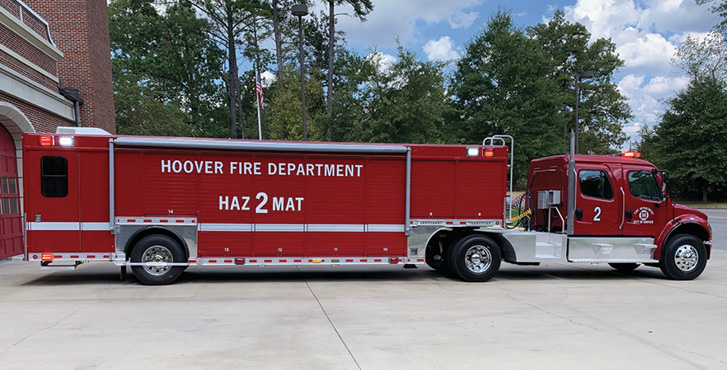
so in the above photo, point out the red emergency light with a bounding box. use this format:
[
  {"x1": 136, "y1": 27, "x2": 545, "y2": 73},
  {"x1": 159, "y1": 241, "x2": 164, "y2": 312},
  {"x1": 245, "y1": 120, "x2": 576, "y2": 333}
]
[
  {"x1": 41, "y1": 253, "x2": 54, "y2": 262},
  {"x1": 39, "y1": 136, "x2": 53, "y2": 146},
  {"x1": 483, "y1": 148, "x2": 494, "y2": 157},
  {"x1": 622, "y1": 150, "x2": 641, "y2": 158}
]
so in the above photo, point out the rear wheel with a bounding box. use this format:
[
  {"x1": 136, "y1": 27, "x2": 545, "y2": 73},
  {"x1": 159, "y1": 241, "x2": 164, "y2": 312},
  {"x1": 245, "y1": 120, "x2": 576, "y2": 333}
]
[
  {"x1": 608, "y1": 263, "x2": 640, "y2": 272},
  {"x1": 448, "y1": 234, "x2": 501, "y2": 282},
  {"x1": 130, "y1": 235, "x2": 186, "y2": 285},
  {"x1": 659, "y1": 234, "x2": 707, "y2": 280}
]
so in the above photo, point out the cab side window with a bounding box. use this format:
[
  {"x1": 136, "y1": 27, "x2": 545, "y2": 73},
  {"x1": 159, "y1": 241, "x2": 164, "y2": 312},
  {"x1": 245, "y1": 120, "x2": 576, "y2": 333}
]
[
  {"x1": 579, "y1": 170, "x2": 613, "y2": 200},
  {"x1": 628, "y1": 171, "x2": 660, "y2": 201},
  {"x1": 41, "y1": 156, "x2": 68, "y2": 197}
]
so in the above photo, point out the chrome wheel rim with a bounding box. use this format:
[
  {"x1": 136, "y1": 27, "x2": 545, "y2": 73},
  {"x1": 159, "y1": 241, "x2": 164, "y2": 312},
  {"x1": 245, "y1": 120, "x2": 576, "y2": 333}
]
[
  {"x1": 142, "y1": 245, "x2": 173, "y2": 276},
  {"x1": 674, "y1": 245, "x2": 699, "y2": 272},
  {"x1": 465, "y1": 245, "x2": 492, "y2": 273}
]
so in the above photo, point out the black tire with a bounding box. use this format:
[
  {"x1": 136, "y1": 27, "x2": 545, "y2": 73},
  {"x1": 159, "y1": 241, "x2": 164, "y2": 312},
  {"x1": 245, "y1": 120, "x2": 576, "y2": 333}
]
[
  {"x1": 608, "y1": 263, "x2": 640, "y2": 272},
  {"x1": 130, "y1": 235, "x2": 186, "y2": 285},
  {"x1": 659, "y1": 234, "x2": 707, "y2": 280},
  {"x1": 447, "y1": 234, "x2": 501, "y2": 282}
]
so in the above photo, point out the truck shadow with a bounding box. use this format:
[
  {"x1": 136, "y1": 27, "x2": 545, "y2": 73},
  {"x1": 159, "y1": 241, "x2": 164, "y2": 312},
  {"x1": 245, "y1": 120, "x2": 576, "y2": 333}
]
[{"x1": 19, "y1": 264, "x2": 671, "y2": 286}]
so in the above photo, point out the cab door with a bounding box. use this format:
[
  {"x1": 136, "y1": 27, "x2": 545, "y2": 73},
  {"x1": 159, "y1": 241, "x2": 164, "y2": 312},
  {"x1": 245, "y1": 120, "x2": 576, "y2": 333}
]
[
  {"x1": 622, "y1": 165, "x2": 667, "y2": 237},
  {"x1": 572, "y1": 165, "x2": 621, "y2": 236}
]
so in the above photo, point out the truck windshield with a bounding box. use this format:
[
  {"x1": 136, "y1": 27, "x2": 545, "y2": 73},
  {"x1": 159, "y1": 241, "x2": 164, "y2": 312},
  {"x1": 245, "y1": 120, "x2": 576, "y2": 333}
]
[{"x1": 628, "y1": 171, "x2": 661, "y2": 201}]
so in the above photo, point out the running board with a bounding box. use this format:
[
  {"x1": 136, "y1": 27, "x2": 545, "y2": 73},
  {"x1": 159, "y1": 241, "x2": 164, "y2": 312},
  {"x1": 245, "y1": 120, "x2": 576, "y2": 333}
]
[{"x1": 40, "y1": 261, "x2": 82, "y2": 270}]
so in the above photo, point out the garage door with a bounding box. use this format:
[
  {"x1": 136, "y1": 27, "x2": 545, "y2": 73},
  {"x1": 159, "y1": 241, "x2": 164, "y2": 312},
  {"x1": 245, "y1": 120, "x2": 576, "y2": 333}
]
[{"x1": 0, "y1": 125, "x2": 21, "y2": 259}]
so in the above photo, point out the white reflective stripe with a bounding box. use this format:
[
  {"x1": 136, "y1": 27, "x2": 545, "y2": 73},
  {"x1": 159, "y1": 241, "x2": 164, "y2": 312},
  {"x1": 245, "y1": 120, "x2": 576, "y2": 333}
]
[
  {"x1": 255, "y1": 224, "x2": 305, "y2": 232},
  {"x1": 198, "y1": 223, "x2": 253, "y2": 232},
  {"x1": 28, "y1": 222, "x2": 406, "y2": 233},
  {"x1": 367, "y1": 224, "x2": 406, "y2": 232},
  {"x1": 81, "y1": 222, "x2": 111, "y2": 231},
  {"x1": 307, "y1": 224, "x2": 364, "y2": 232},
  {"x1": 28, "y1": 222, "x2": 79, "y2": 231},
  {"x1": 27, "y1": 222, "x2": 111, "y2": 231}
]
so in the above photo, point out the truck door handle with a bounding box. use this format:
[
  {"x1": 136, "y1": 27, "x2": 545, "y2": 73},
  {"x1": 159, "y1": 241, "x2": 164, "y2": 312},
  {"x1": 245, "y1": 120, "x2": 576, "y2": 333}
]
[
  {"x1": 625, "y1": 209, "x2": 632, "y2": 222},
  {"x1": 575, "y1": 208, "x2": 583, "y2": 221}
]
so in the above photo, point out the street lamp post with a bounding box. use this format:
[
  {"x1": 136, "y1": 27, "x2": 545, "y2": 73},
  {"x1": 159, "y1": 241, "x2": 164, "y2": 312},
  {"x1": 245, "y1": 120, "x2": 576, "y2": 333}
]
[
  {"x1": 574, "y1": 70, "x2": 594, "y2": 154},
  {"x1": 292, "y1": 4, "x2": 308, "y2": 141}
]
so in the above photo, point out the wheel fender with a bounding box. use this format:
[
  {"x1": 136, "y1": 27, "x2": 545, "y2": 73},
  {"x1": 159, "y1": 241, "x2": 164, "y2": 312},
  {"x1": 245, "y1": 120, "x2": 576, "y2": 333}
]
[
  {"x1": 124, "y1": 226, "x2": 190, "y2": 260},
  {"x1": 655, "y1": 217, "x2": 711, "y2": 260}
]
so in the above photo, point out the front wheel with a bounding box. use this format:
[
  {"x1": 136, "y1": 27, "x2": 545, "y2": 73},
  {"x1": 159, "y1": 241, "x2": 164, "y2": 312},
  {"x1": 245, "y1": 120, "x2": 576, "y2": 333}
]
[
  {"x1": 448, "y1": 234, "x2": 501, "y2": 282},
  {"x1": 659, "y1": 234, "x2": 707, "y2": 280},
  {"x1": 130, "y1": 235, "x2": 186, "y2": 285}
]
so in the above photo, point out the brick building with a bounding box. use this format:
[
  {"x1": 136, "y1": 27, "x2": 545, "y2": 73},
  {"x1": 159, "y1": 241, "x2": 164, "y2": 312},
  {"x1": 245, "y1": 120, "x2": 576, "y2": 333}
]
[{"x1": 0, "y1": 0, "x2": 114, "y2": 258}]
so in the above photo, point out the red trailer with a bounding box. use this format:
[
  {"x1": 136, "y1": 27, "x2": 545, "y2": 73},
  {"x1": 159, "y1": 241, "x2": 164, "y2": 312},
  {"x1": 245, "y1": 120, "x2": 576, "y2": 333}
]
[
  {"x1": 23, "y1": 128, "x2": 508, "y2": 284},
  {"x1": 23, "y1": 129, "x2": 711, "y2": 284}
]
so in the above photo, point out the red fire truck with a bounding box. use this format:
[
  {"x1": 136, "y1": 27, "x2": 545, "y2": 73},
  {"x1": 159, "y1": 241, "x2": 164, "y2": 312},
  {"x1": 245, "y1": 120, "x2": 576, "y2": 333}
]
[{"x1": 23, "y1": 129, "x2": 711, "y2": 284}]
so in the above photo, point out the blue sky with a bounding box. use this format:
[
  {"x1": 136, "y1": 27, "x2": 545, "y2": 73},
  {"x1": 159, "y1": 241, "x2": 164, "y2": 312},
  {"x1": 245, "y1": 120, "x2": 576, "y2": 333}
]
[{"x1": 305, "y1": 0, "x2": 721, "y2": 148}]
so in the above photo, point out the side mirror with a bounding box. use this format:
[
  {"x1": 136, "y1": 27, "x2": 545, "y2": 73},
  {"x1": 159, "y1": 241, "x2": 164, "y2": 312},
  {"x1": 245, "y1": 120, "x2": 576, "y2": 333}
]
[{"x1": 660, "y1": 170, "x2": 669, "y2": 201}]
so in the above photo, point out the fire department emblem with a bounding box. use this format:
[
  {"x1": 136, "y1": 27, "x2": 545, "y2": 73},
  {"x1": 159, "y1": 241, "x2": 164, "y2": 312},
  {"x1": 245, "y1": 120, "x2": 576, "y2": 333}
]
[{"x1": 635, "y1": 206, "x2": 654, "y2": 224}]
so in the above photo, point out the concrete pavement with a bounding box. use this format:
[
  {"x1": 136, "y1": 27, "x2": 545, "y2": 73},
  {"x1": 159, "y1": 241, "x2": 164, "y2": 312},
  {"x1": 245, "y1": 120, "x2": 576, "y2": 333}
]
[{"x1": 1, "y1": 255, "x2": 726, "y2": 369}]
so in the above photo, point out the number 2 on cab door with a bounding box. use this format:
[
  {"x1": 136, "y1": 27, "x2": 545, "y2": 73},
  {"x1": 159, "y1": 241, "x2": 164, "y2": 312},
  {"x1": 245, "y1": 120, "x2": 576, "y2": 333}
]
[{"x1": 593, "y1": 206, "x2": 601, "y2": 222}]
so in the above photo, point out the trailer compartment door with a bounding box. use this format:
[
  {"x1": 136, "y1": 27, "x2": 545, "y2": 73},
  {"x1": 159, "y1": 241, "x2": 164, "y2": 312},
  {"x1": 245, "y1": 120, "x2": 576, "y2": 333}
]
[{"x1": 26, "y1": 153, "x2": 81, "y2": 252}]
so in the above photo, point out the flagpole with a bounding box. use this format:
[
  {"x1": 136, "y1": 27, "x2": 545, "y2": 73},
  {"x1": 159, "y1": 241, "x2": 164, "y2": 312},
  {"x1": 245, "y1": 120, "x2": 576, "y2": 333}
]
[{"x1": 255, "y1": 67, "x2": 263, "y2": 140}]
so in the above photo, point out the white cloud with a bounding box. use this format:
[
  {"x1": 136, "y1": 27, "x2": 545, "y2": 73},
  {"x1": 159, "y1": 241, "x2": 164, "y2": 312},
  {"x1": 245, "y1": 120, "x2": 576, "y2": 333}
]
[
  {"x1": 367, "y1": 51, "x2": 397, "y2": 73},
  {"x1": 618, "y1": 74, "x2": 690, "y2": 141},
  {"x1": 563, "y1": 0, "x2": 717, "y2": 76},
  {"x1": 449, "y1": 11, "x2": 478, "y2": 29},
  {"x1": 423, "y1": 36, "x2": 460, "y2": 61},
  {"x1": 335, "y1": 0, "x2": 482, "y2": 48},
  {"x1": 562, "y1": 0, "x2": 718, "y2": 147},
  {"x1": 616, "y1": 33, "x2": 677, "y2": 75},
  {"x1": 260, "y1": 71, "x2": 276, "y2": 88},
  {"x1": 642, "y1": 75, "x2": 689, "y2": 95}
]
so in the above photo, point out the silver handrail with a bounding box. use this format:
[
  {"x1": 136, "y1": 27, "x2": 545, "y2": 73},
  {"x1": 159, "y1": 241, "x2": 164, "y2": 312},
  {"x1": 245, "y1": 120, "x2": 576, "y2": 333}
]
[{"x1": 483, "y1": 135, "x2": 514, "y2": 223}]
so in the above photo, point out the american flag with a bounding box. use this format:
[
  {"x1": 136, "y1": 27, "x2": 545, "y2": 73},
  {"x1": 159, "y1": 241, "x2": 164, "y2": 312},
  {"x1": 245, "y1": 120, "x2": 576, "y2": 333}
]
[{"x1": 255, "y1": 69, "x2": 264, "y2": 108}]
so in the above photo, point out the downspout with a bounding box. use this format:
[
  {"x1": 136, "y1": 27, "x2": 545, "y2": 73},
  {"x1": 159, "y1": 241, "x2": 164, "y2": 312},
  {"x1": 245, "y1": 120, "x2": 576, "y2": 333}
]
[{"x1": 58, "y1": 84, "x2": 83, "y2": 126}]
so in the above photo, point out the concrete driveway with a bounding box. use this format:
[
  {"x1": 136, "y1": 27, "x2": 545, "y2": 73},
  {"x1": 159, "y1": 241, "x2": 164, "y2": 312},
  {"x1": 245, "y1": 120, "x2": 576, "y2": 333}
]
[{"x1": 0, "y1": 213, "x2": 725, "y2": 369}]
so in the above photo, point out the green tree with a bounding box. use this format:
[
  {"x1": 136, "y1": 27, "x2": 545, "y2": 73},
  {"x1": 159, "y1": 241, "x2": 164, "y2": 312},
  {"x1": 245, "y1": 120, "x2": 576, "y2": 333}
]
[
  {"x1": 328, "y1": 49, "x2": 376, "y2": 142},
  {"x1": 451, "y1": 11, "x2": 565, "y2": 183},
  {"x1": 155, "y1": 3, "x2": 226, "y2": 133},
  {"x1": 109, "y1": 0, "x2": 226, "y2": 136},
  {"x1": 188, "y1": 0, "x2": 267, "y2": 138},
  {"x1": 698, "y1": 0, "x2": 727, "y2": 27},
  {"x1": 652, "y1": 77, "x2": 727, "y2": 201},
  {"x1": 673, "y1": 26, "x2": 727, "y2": 82},
  {"x1": 529, "y1": 11, "x2": 631, "y2": 153},
  {"x1": 323, "y1": 0, "x2": 373, "y2": 140},
  {"x1": 366, "y1": 46, "x2": 451, "y2": 144},
  {"x1": 114, "y1": 75, "x2": 193, "y2": 136}
]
